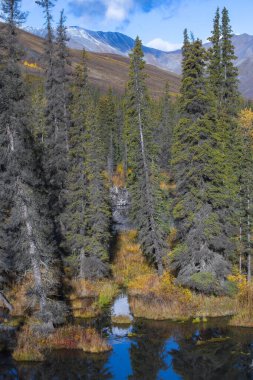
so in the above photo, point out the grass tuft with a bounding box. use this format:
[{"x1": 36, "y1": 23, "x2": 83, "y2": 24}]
[
  {"x1": 111, "y1": 315, "x2": 132, "y2": 325},
  {"x1": 12, "y1": 326, "x2": 45, "y2": 362},
  {"x1": 48, "y1": 326, "x2": 111, "y2": 353}
]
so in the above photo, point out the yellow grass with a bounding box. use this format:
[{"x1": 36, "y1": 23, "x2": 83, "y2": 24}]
[
  {"x1": 69, "y1": 279, "x2": 119, "y2": 301},
  {"x1": 47, "y1": 326, "x2": 111, "y2": 353},
  {"x1": 193, "y1": 294, "x2": 237, "y2": 317},
  {"x1": 112, "y1": 230, "x2": 154, "y2": 286},
  {"x1": 129, "y1": 296, "x2": 194, "y2": 321},
  {"x1": 68, "y1": 279, "x2": 119, "y2": 317},
  {"x1": 111, "y1": 315, "x2": 132, "y2": 325},
  {"x1": 13, "y1": 324, "x2": 111, "y2": 361},
  {"x1": 12, "y1": 326, "x2": 44, "y2": 362}
]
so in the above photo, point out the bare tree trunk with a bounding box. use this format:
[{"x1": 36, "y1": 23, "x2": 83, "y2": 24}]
[
  {"x1": 7, "y1": 124, "x2": 47, "y2": 314},
  {"x1": 0, "y1": 292, "x2": 13, "y2": 312},
  {"x1": 21, "y1": 193, "x2": 47, "y2": 312}
]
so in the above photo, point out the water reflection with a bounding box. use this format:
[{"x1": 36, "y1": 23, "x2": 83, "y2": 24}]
[{"x1": 1, "y1": 318, "x2": 253, "y2": 379}]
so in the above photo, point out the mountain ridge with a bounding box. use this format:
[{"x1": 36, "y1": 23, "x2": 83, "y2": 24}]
[
  {"x1": 14, "y1": 25, "x2": 181, "y2": 98},
  {"x1": 23, "y1": 25, "x2": 253, "y2": 98}
]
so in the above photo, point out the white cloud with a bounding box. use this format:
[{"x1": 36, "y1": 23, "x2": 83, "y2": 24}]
[
  {"x1": 146, "y1": 38, "x2": 181, "y2": 52},
  {"x1": 105, "y1": 0, "x2": 133, "y2": 22}
]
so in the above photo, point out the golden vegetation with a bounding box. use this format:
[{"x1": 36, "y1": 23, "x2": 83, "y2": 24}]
[
  {"x1": 112, "y1": 230, "x2": 154, "y2": 286},
  {"x1": 193, "y1": 294, "x2": 236, "y2": 318},
  {"x1": 69, "y1": 279, "x2": 119, "y2": 318},
  {"x1": 23, "y1": 60, "x2": 42, "y2": 70},
  {"x1": 111, "y1": 315, "x2": 132, "y2": 325},
  {"x1": 12, "y1": 326, "x2": 45, "y2": 362},
  {"x1": 112, "y1": 163, "x2": 126, "y2": 188},
  {"x1": 230, "y1": 281, "x2": 253, "y2": 327},
  {"x1": 7, "y1": 274, "x2": 34, "y2": 316},
  {"x1": 47, "y1": 326, "x2": 111, "y2": 353},
  {"x1": 13, "y1": 325, "x2": 111, "y2": 361}
]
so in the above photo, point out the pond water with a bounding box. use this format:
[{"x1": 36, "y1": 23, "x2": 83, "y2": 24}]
[{"x1": 1, "y1": 303, "x2": 253, "y2": 379}]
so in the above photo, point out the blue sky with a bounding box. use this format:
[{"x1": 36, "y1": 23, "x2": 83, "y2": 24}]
[{"x1": 22, "y1": 0, "x2": 253, "y2": 51}]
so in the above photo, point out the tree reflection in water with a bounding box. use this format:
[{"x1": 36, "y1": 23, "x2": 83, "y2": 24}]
[{"x1": 1, "y1": 319, "x2": 253, "y2": 379}]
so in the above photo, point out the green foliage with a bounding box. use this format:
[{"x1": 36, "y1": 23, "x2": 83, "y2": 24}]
[
  {"x1": 124, "y1": 37, "x2": 168, "y2": 275},
  {"x1": 172, "y1": 31, "x2": 235, "y2": 292},
  {"x1": 190, "y1": 272, "x2": 216, "y2": 292}
]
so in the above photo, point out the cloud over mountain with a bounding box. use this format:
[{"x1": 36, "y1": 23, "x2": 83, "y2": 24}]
[{"x1": 68, "y1": 0, "x2": 180, "y2": 24}]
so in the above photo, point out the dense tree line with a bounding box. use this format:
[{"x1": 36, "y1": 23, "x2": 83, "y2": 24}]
[{"x1": 0, "y1": 0, "x2": 251, "y2": 325}]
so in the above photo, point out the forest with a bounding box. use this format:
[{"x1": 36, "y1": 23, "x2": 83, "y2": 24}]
[{"x1": 1, "y1": 0, "x2": 253, "y2": 364}]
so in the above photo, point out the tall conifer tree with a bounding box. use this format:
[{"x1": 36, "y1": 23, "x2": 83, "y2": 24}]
[
  {"x1": 0, "y1": 0, "x2": 64, "y2": 324},
  {"x1": 65, "y1": 54, "x2": 110, "y2": 279},
  {"x1": 36, "y1": 1, "x2": 70, "y2": 240},
  {"x1": 125, "y1": 37, "x2": 167, "y2": 275},
  {"x1": 172, "y1": 36, "x2": 233, "y2": 293}
]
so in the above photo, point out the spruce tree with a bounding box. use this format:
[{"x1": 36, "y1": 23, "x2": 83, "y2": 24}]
[
  {"x1": 64, "y1": 52, "x2": 88, "y2": 277},
  {"x1": 221, "y1": 7, "x2": 239, "y2": 114},
  {"x1": 82, "y1": 99, "x2": 111, "y2": 279},
  {"x1": 64, "y1": 54, "x2": 110, "y2": 279},
  {"x1": 172, "y1": 36, "x2": 233, "y2": 293},
  {"x1": 208, "y1": 8, "x2": 222, "y2": 103},
  {"x1": 208, "y1": 8, "x2": 241, "y2": 275},
  {"x1": 36, "y1": 1, "x2": 71, "y2": 239},
  {"x1": 98, "y1": 89, "x2": 118, "y2": 180},
  {"x1": 157, "y1": 82, "x2": 175, "y2": 170},
  {"x1": 0, "y1": 0, "x2": 64, "y2": 324},
  {"x1": 125, "y1": 37, "x2": 167, "y2": 275}
]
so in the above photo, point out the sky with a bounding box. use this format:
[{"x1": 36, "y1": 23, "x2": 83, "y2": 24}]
[{"x1": 22, "y1": 0, "x2": 253, "y2": 51}]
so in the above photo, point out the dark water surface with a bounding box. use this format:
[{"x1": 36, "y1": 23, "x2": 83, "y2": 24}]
[{"x1": 1, "y1": 317, "x2": 253, "y2": 380}]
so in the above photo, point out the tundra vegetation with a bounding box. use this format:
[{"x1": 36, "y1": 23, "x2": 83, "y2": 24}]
[{"x1": 0, "y1": 0, "x2": 253, "y2": 362}]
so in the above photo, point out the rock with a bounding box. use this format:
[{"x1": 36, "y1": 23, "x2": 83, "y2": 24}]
[{"x1": 110, "y1": 186, "x2": 132, "y2": 232}]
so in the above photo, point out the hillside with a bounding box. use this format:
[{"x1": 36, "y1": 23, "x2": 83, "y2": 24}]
[
  {"x1": 24, "y1": 25, "x2": 253, "y2": 99},
  {"x1": 17, "y1": 26, "x2": 181, "y2": 98}
]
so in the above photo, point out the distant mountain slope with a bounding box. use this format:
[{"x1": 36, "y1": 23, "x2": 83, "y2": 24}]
[
  {"x1": 24, "y1": 26, "x2": 253, "y2": 98},
  {"x1": 16, "y1": 26, "x2": 180, "y2": 98}
]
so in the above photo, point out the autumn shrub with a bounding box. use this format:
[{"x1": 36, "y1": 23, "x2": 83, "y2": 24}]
[
  {"x1": 128, "y1": 272, "x2": 195, "y2": 320},
  {"x1": 71, "y1": 298, "x2": 101, "y2": 319},
  {"x1": 7, "y1": 274, "x2": 34, "y2": 316},
  {"x1": 48, "y1": 326, "x2": 111, "y2": 353},
  {"x1": 229, "y1": 276, "x2": 253, "y2": 327},
  {"x1": 12, "y1": 326, "x2": 44, "y2": 362}
]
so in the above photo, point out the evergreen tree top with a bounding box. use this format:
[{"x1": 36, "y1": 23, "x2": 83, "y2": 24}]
[{"x1": 0, "y1": 0, "x2": 27, "y2": 26}]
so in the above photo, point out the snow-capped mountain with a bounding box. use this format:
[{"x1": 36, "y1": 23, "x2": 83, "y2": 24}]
[
  {"x1": 23, "y1": 26, "x2": 180, "y2": 72},
  {"x1": 23, "y1": 26, "x2": 253, "y2": 98}
]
